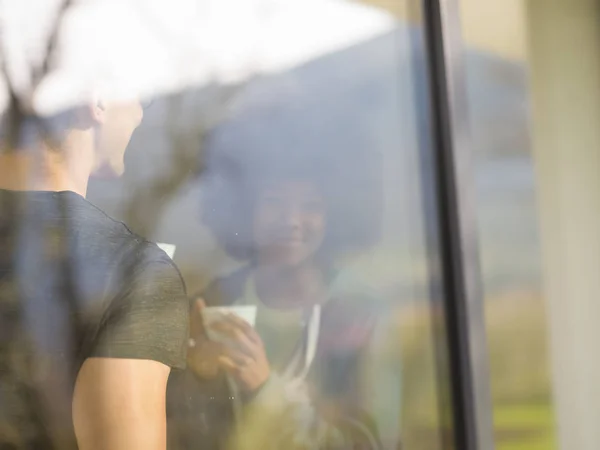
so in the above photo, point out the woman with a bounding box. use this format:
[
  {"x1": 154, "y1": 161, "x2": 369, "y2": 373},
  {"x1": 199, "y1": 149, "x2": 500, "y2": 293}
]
[{"x1": 167, "y1": 82, "x2": 399, "y2": 450}]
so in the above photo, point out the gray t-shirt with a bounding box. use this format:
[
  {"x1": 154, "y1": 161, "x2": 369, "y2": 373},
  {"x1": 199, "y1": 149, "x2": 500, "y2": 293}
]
[{"x1": 0, "y1": 189, "x2": 189, "y2": 449}]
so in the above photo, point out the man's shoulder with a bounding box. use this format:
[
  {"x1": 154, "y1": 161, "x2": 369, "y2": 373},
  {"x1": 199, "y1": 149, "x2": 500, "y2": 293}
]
[
  {"x1": 73, "y1": 198, "x2": 139, "y2": 247},
  {"x1": 74, "y1": 202, "x2": 188, "y2": 369},
  {"x1": 67, "y1": 198, "x2": 183, "y2": 309},
  {"x1": 73, "y1": 198, "x2": 172, "y2": 266}
]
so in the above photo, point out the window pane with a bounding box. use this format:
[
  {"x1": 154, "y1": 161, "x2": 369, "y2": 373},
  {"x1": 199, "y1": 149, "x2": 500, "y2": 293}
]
[
  {"x1": 1, "y1": 1, "x2": 457, "y2": 449},
  {"x1": 458, "y1": 1, "x2": 558, "y2": 449}
]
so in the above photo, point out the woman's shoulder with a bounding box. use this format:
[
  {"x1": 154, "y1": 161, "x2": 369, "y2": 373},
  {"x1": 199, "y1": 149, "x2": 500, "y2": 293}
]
[
  {"x1": 320, "y1": 269, "x2": 387, "y2": 347},
  {"x1": 325, "y1": 269, "x2": 384, "y2": 312}
]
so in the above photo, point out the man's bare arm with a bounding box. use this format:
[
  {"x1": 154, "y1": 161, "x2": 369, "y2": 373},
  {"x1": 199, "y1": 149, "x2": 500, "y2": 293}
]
[{"x1": 73, "y1": 357, "x2": 171, "y2": 450}]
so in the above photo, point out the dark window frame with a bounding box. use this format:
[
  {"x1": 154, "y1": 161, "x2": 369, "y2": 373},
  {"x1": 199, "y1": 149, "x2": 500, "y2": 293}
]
[{"x1": 417, "y1": 0, "x2": 496, "y2": 449}]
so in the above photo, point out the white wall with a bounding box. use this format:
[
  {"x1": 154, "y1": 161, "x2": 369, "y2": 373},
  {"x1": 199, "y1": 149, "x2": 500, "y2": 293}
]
[{"x1": 526, "y1": 1, "x2": 600, "y2": 449}]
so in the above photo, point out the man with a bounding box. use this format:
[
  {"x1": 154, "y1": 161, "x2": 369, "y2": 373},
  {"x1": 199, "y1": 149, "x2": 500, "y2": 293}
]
[{"x1": 0, "y1": 97, "x2": 189, "y2": 449}]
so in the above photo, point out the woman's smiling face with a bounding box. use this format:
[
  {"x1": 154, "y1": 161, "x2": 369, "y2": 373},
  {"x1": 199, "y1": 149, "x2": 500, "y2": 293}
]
[{"x1": 253, "y1": 180, "x2": 327, "y2": 267}]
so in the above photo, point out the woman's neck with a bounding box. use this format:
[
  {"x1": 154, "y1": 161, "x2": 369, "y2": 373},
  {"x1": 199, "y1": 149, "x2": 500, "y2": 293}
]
[{"x1": 253, "y1": 263, "x2": 327, "y2": 308}]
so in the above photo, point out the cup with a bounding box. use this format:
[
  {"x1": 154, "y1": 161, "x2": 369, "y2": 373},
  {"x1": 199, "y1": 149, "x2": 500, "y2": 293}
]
[
  {"x1": 157, "y1": 243, "x2": 176, "y2": 259},
  {"x1": 202, "y1": 306, "x2": 258, "y2": 344}
]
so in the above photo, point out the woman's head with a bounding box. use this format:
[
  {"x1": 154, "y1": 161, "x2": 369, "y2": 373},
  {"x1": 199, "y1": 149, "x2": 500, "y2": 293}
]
[
  {"x1": 200, "y1": 141, "x2": 382, "y2": 270},
  {"x1": 201, "y1": 149, "x2": 333, "y2": 268},
  {"x1": 200, "y1": 77, "x2": 382, "y2": 269}
]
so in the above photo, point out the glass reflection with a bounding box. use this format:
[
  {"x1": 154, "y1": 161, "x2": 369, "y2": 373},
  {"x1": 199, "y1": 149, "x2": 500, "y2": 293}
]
[
  {"x1": 167, "y1": 79, "x2": 396, "y2": 448},
  {"x1": 1, "y1": 1, "x2": 458, "y2": 449}
]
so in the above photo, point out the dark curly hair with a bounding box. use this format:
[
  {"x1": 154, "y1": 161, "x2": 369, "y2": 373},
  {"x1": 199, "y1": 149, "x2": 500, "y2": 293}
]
[{"x1": 200, "y1": 77, "x2": 383, "y2": 263}]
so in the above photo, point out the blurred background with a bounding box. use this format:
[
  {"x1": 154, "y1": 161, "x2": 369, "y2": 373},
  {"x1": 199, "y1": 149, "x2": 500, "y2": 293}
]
[
  {"x1": 5, "y1": 0, "x2": 600, "y2": 449},
  {"x1": 85, "y1": 1, "x2": 550, "y2": 448}
]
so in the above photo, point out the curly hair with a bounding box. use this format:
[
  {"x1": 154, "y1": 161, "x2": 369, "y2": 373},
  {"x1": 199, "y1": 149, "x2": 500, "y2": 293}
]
[{"x1": 199, "y1": 78, "x2": 383, "y2": 263}]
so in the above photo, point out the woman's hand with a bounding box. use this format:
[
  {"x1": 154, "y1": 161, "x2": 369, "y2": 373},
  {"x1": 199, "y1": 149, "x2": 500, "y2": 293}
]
[
  {"x1": 212, "y1": 314, "x2": 271, "y2": 394},
  {"x1": 188, "y1": 299, "x2": 270, "y2": 393},
  {"x1": 187, "y1": 299, "x2": 225, "y2": 380}
]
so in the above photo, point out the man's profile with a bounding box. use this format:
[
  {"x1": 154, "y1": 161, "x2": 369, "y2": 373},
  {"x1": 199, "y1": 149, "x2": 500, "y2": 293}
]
[{"x1": 0, "y1": 97, "x2": 189, "y2": 449}]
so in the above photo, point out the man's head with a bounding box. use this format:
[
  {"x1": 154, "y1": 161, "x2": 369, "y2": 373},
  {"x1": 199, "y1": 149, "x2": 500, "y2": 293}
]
[
  {"x1": 0, "y1": 97, "x2": 144, "y2": 195},
  {"x1": 38, "y1": 97, "x2": 143, "y2": 177}
]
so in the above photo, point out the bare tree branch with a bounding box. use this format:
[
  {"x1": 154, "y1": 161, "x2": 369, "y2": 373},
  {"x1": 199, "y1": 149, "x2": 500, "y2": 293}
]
[
  {"x1": 123, "y1": 82, "x2": 245, "y2": 237},
  {"x1": 2, "y1": 0, "x2": 73, "y2": 149},
  {"x1": 34, "y1": 0, "x2": 73, "y2": 86}
]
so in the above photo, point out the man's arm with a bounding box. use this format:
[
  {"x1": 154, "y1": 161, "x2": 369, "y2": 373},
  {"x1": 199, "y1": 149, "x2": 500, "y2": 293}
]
[
  {"x1": 74, "y1": 245, "x2": 189, "y2": 449},
  {"x1": 73, "y1": 358, "x2": 171, "y2": 450}
]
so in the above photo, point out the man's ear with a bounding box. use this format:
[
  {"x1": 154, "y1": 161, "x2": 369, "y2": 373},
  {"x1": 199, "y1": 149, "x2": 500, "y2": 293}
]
[{"x1": 88, "y1": 100, "x2": 107, "y2": 125}]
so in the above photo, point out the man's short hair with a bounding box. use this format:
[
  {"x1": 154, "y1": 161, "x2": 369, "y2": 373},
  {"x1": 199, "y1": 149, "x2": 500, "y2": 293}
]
[{"x1": 0, "y1": 106, "x2": 83, "y2": 151}]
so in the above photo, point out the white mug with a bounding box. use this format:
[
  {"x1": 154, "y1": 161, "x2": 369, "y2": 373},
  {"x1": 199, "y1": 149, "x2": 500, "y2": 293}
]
[
  {"x1": 156, "y1": 243, "x2": 176, "y2": 259},
  {"x1": 202, "y1": 305, "x2": 258, "y2": 343}
]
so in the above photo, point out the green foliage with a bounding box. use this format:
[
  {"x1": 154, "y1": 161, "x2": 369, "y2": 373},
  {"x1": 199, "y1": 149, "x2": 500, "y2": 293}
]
[{"x1": 399, "y1": 293, "x2": 556, "y2": 450}]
